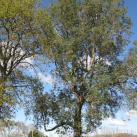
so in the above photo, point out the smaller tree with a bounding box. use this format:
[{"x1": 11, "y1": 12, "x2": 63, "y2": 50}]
[
  {"x1": 0, "y1": 120, "x2": 31, "y2": 137},
  {"x1": 0, "y1": 0, "x2": 47, "y2": 120}
]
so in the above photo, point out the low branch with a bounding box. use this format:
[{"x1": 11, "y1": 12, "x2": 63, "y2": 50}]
[{"x1": 44, "y1": 122, "x2": 65, "y2": 132}]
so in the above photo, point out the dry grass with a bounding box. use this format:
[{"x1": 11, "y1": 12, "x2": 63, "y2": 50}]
[{"x1": 91, "y1": 127, "x2": 137, "y2": 137}]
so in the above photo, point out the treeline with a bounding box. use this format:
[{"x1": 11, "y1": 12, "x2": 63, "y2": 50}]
[{"x1": 0, "y1": 120, "x2": 45, "y2": 137}]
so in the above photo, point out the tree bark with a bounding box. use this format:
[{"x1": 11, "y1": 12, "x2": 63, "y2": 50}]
[
  {"x1": 0, "y1": 77, "x2": 6, "y2": 118},
  {"x1": 74, "y1": 93, "x2": 83, "y2": 137}
]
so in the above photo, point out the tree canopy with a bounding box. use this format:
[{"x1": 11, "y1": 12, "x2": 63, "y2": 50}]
[
  {"x1": 26, "y1": 0, "x2": 133, "y2": 137},
  {"x1": 123, "y1": 40, "x2": 137, "y2": 110},
  {"x1": 0, "y1": 120, "x2": 30, "y2": 137},
  {"x1": 0, "y1": 0, "x2": 46, "y2": 119}
]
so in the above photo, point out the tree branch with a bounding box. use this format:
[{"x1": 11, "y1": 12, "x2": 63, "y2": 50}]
[
  {"x1": 81, "y1": 44, "x2": 96, "y2": 85},
  {"x1": 44, "y1": 122, "x2": 65, "y2": 132},
  {"x1": 58, "y1": 70, "x2": 73, "y2": 87}
]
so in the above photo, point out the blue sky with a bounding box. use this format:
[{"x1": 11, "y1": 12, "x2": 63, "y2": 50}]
[{"x1": 14, "y1": 0, "x2": 137, "y2": 136}]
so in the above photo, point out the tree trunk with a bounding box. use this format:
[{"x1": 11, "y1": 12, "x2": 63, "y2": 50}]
[
  {"x1": 0, "y1": 78, "x2": 5, "y2": 116},
  {"x1": 0, "y1": 75, "x2": 6, "y2": 118},
  {"x1": 74, "y1": 94, "x2": 82, "y2": 137},
  {"x1": 74, "y1": 123, "x2": 82, "y2": 137}
]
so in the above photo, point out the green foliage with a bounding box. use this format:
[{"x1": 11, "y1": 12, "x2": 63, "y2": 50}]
[
  {"x1": 0, "y1": 0, "x2": 45, "y2": 119},
  {"x1": 28, "y1": 130, "x2": 45, "y2": 137},
  {"x1": 123, "y1": 40, "x2": 137, "y2": 110},
  {"x1": 26, "y1": 0, "x2": 133, "y2": 136}
]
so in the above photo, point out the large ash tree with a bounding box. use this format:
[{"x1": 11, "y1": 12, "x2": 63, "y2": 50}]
[
  {"x1": 0, "y1": 0, "x2": 48, "y2": 119},
  {"x1": 27, "y1": 0, "x2": 132, "y2": 136}
]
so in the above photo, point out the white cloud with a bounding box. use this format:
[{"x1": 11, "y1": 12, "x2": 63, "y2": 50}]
[
  {"x1": 116, "y1": 127, "x2": 123, "y2": 131},
  {"x1": 94, "y1": 56, "x2": 111, "y2": 66},
  {"x1": 19, "y1": 50, "x2": 34, "y2": 66},
  {"x1": 102, "y1": 117, "x2": 128, "y2": 126},
  {"x1": 82, "y1": 56, "x2": 111, "y2": 69},
  {"x1": 126, "y1": 110, "x2": 137, "y2": 119},
  {"x1": 25, "y1": 57, "x2": 33, "y2": 64},
  {"x1": 20, "y1": 56, "x2": 34, "y2": 68},
  {"x1": 38, "y1": 72, "x2": 55, "y2": 85}
]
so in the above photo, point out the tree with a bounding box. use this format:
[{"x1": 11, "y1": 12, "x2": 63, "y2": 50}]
[
  {"x1": 123, "y1": 40, "x2": 137, "y2": 110},
  {"x1": 27, "y1": 0, "x2": 132, "y2": 137},
  {"x1": 28, "y1": 130, "x2": 45, "y2": 137},
  {"x1": 0, "y1": 120, "x2": 30, "y2": 137},
  {"x1": 0, "y1": 0, "x2": 47, "y2": 119}
]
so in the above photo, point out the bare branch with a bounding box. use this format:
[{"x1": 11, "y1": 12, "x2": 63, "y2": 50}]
[
  {"x1": 44, "y1": 122, "x2": 65, "y2": 132},
  {"x1": 81, "y1": 44, "x2": 96, "y2": 83}
]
